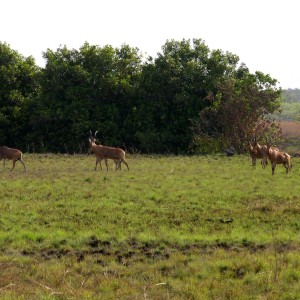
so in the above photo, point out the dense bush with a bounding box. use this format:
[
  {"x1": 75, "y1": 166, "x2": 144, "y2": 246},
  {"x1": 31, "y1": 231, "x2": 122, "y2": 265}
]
[{"x1": 0, "y1": 40, "x2": 281, "y2": 153}]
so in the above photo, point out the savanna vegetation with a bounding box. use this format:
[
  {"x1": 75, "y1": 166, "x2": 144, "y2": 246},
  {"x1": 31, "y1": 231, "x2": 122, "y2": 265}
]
[
  {"x1": 0, "y1": 40, "x2": 281, "y2": 154},
  {"x1": 272, "y1": 89, "x2": 300, "y2": 152},
  {"x1": 1, "y1": 154, "x2": 300, "y2": 299},
  {"x1": 274, "y1": 89, "x2": 300, "y2": 121},
  {"x1": 1, "y1": 38, "x2": 299, "y2": 299}
]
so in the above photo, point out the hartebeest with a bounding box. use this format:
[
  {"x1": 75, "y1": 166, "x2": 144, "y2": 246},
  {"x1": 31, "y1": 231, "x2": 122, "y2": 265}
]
[
  {"x1": 88, "y1": 131, "x2": 129, "y2": 171},
  {"x1": 266, "y1": 141, "x2": 292, "y2": 175},
  {"x1": 248, "y1": 138, "x2": 280, "y2": 169},
  {"x1": 94, "y1": 156, "x2": 121, "y2": 171},
  {"x1": 247, "y1": 139, "x2": 268, "y2": 168},
  {"x1": 0, "y1": 146, "x2": 27, "y2": 172}
]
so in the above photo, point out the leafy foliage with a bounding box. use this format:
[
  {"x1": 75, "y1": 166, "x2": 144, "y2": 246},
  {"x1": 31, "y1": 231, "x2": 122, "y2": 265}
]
[
  {"x1": 282, "y1": 88, "x2": 300, "y2": 102},
  {"x1": 132, "y1": 39, "x2": 240, "y2": 153},
  {"x1": 27, "y1": 43, "x2": 142, "y2": 152},
  {"x1": 0, "y1": 42, "x2": 41, "y2": 147},
  {"x1": 0, "y1": 40, "x2": 282, "y2": 153},
  {"x1": 273, "y1": 89, "x2": 300, "y2": 121},
  {"x1": 192, "y1": 66, "x2": 281, "y2": 153},
  {"x1": 276, "y1": 102, "x2": 300, "y2": 121}
]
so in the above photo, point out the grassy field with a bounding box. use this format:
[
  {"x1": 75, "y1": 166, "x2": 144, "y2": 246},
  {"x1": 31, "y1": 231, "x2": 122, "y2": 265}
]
[{"x1": 1, "y1": 153, "x2": 300, "y2": 299}]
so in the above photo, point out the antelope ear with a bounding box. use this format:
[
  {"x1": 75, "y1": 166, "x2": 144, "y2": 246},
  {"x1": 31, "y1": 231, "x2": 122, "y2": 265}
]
[
  {"x1": 89, "y1": 130, "x2": 92, "y2": 136},
  {"x1": 89, "y1": 138, "x2": 92, "y2": 143}
]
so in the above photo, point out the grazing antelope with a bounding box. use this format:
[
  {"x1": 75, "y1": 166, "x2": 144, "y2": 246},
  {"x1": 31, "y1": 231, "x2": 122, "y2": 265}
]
[
  {"x1": 266, "y1": 141, "x2": 292, "y2": 175},
  {"x1": 0, "y1": 146, "x2": 27, "y2": 172},
  {"x1": 88, "y1": 131, "x2": 129, "y2": 171},
  {"x1": 247, "y1": 139, "x2": 268, "y2": 169}
]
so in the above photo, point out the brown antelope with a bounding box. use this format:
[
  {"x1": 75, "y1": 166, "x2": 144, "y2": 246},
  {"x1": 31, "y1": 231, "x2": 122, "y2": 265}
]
[
  {"x1": 247, "y1": 139, "x2": 268, "y2": 169},
  {"x1": 266, "y1": 141, "x2": 292, "y2": 175},
  {"x1": 89, "y1": 131, "x2": 122, "y2": 171},
  {"x1": 95, "y1": 156, "x2": 121, "y2": 171},
  {"x1": 88, "y1": 131, "x2": 129, "y2": 171},
  {"x1": 0, "y1": 146, "x2": 27, "y2": 172}
]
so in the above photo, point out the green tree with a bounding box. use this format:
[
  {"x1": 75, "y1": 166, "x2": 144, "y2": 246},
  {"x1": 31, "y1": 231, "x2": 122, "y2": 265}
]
[
  {"x1": 0, "y1": 42, "x2": 41, "y2": 148},
  {"x1": 192, "y1": 66, "x2": 281, "y2": 153},
  {"x1": 0, "y1": 40, "x2": 282, "y2": 154},
  {"x1": 133, "y1": 39, "x2": 239, "y2": 153},
  {"x1": 31, "y1": 43, "x2": 142, "y2": 152}
]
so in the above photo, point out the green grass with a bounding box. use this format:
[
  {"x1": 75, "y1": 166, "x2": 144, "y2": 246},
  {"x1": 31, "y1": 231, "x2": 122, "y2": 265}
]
[{"x1": 1, "y1": 154, "x2": 300, "y2": 299}]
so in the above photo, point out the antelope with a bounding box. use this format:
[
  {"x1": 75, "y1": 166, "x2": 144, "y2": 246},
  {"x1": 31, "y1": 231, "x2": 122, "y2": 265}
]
[
  {"x1": 89, "y1": 131, "x2": 122, "y2": 171},
  {"x1": 88, "y1": 131, "x2": 129, "y2": 171},
  {"x1": 266, "y1": 141, "x2": 292, "y2": 175},
  {"x1": 95, "y1": 156, "x2": 121, "y2": 171},
  {"x1": 0, "y1": 146, "x2": 27, "y2": 172},
  {"x1": 247, "y1": 139, "x2": 268, "y2": 169}
]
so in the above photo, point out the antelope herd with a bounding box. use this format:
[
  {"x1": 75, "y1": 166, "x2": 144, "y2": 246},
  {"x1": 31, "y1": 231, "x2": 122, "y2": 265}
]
[
  {"x1": 0, "y1": 133, "x2": 293, "y2": 175},
  {"x1": 247, "y1": 138, "x2": 292, "y2": 175}
]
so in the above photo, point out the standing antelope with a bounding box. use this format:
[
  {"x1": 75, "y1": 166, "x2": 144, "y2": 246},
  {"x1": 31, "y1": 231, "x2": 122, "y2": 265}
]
[
  {"x1": 247, "y1": 139, "x2": 268, "y2": 169},
  {"x1": 266, "y1": 141, "x2": 292, "y2": 175},
  {"x1": 0, "y1": 146, "x2": 27, "y2": 172},
  {"x1": 88, "y1": 131, "x2": 129, "y2": 171},
  {"x1": 95, "y1": 156, "x2": 122, "y2": 171}
]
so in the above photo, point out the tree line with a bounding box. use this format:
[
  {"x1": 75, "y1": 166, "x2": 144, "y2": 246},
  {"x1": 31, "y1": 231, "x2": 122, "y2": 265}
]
[
  {"x1": 272, "y1": 89, "x2": 300, "y2": 121},
  {"x1": 0, "y1": 39, "x2": 282, "y2": 154},
  {"x1": 282, "y1": 89, "x2": 300, "y2": 103}
]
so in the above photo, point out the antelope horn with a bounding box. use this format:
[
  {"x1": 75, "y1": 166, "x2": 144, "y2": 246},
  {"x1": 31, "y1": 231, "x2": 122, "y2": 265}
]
[{"x1": 95, "y1": 131, "x2": 98, "y2": 137}]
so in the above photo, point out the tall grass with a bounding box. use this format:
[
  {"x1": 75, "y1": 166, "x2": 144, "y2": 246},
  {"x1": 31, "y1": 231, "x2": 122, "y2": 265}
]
[{"x1": 0, "y1": 154, "x2": 300, "y2": 299}]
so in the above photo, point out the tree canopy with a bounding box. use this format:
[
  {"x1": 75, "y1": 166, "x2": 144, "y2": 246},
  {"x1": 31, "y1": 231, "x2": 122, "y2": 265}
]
[{"x1": 0, "y1": 40, "x2": 282, "y2": 153}]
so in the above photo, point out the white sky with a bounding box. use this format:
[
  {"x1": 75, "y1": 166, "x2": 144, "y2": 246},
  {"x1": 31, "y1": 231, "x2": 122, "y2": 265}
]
[{"x1": 1, "y1": 0, "x2": 299, "y2": 89}]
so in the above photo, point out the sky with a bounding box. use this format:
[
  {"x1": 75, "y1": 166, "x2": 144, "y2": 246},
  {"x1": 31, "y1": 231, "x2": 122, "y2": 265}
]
[{"x1": 1, "y1": 0, "x2": 299, "y2": 89}]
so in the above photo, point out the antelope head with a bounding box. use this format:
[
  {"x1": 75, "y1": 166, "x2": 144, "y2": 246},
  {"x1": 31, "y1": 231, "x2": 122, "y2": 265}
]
[
  {"x1": 89, "y1": 130, "x2": 98, "y2": 144},
  {"x1": 88, "y1": 130, "x2": 98, "y2": 154}
]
